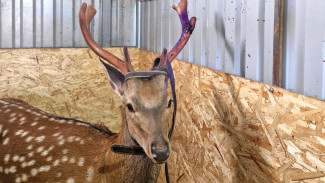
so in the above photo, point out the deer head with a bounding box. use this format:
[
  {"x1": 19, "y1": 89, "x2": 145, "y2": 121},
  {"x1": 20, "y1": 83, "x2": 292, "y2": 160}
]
[{"x1": 79, "y1": 0, "x2": 196, "y2": 164}]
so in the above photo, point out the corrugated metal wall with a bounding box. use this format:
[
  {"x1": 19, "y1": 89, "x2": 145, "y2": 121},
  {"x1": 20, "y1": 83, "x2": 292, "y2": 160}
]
[
  {"x1": 140, "y1": 0, "x2": 325, "y2": 100},
  {"x1": 282, "y1": 0, "x2": 325, "y2": 100},
  {"x1": 140, "y1": 0, "x2": 275, "y2": 86},
  {"x1": 1, "y1": 0, "x2": 325, "y2": 100},
  {"x1": 0, "y1": 0, "x2": 137, "y2": 48}
]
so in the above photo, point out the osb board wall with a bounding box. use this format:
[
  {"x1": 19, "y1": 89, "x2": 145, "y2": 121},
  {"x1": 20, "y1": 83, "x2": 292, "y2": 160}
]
[
  {"x1": 1, "y1": 48, "x2": 325, "y2": 183},
  {"x1": 0, "y1": 48, "x2": 140, "y2": 132},
  {"x1": 138, "y1": 49, "x2": 325, "y2": 183}
]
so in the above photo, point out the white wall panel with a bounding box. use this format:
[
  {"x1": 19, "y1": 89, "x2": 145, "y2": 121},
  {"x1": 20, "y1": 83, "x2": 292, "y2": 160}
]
[
  {"x1": 0, "y1": 0, "x2": 137, "y2": 48},
  {"x1": 283, "y1": 0, "x2": 325, "y2": 100},
  {"x1": 140, "y1": 0, "x2": 275, "y2": 85}
]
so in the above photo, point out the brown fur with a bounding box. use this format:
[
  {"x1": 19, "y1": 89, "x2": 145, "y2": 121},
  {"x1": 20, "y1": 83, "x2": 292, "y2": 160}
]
[{"x1": 0, "y1": 99, "x2": 162, "y2": 182}]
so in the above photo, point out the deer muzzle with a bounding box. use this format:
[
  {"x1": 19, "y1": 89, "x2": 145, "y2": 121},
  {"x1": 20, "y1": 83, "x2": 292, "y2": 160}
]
[{"x1": 151, "y1": 141, "x2": 170, "y2": 163}]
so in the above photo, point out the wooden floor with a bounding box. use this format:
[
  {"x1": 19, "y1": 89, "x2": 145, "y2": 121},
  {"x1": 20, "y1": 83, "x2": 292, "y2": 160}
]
[{"x1": 1, "y1": 48, "x2": 325, "y2": 183}]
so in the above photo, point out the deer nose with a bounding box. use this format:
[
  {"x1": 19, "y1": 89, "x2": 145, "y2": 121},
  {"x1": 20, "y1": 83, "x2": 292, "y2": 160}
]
[{"x1": 151, "y1": 142, "x2": 170, "y2": 163}]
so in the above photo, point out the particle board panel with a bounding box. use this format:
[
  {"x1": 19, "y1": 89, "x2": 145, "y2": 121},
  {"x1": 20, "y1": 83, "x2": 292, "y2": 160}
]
[
  {"x1": 138, "y1": 49, "x2": 325, "y2": 183},
  {"x1": 1, "y1": 48, "x2": 325, "y2": 183},
  {"x1": 0, "y1": 47, "x2": 139, "y2": 133}
]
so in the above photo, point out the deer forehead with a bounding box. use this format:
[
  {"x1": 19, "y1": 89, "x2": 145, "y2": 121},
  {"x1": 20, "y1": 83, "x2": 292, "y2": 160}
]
[{"x1": 125, "y1": 76, "x2": 168, "y2": 108}]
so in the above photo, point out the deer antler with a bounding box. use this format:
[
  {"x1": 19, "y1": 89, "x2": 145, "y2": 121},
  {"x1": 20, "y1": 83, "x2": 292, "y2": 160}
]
[
  {"x1": 79, "y1": 3, "x2": 133, "y2": 74},
  {"x1": 167, "y1": 0, "x2": 196, "y2": 63}
]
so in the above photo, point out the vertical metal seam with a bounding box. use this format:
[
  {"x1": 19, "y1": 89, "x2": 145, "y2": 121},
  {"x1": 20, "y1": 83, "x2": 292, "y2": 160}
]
[
  {"x1": 60, "y1": 0, "x2": 63, "y2": 47},
  {"x1": 41, "y1": 0, "x2": 43, "y2": 47},
  {"x1": 12, "y1": 0, "x2": 16, "y2": 48},
  {"x1": 72, "y1": 0, "x2": 75, "y2": 47},
  {"x1": 91, "y1": 0, "x2": 94, "y2": 37},
  {"x1": 20, "y1": 0, "x2": 23, "y2": 48},
  {"x1": 32, "y1": 0, "x2": 36, "y2": 47},
  {"x1": 53, "y1": 0, "x2": 56, "y2": 47},
  {"x1": 136, "y1": 0, "x2": 139, "y2": 47},
  {"x1": 98, "y1": 0, "x2": 103, "y2": 46}
]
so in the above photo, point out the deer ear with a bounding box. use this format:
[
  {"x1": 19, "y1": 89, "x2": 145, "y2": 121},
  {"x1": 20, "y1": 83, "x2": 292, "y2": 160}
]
[{"x1": 100, "y1": 59, "x2": 125, "y2": 97}]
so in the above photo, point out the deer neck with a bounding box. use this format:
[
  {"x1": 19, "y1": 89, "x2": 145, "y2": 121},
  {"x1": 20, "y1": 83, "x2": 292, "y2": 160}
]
[{"x1": 104, "y1": 119, "x2": 162, "y2": 183}]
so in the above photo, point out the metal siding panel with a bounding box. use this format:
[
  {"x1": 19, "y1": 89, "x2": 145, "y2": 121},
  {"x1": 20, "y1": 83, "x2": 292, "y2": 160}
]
[
  {"x1": 1, "y1": 0, "x2": 13, "y2": 48},
  {"x1": 193, "y1": 0, "x2": 204, "y2": 66},
  {"x1": 224, "y1": 0, "x2": 235, "y2": 73},
  {"x1": 102, "y1": 0, "x2": 111, "y2": 47},
  {"x1": 263, "y1": 0, "x2": 274, "y2": 85},
  {"x1": 23, "y1": 0, "x2": 33, "y2": 48},
  {"x1": 43, "y1": 0, "x2": 53, "y2": 47},
  {"x1": 62, "y1": 0, "x2": 73, "y2": 47},
  {"x1": 215, "y1": 0, "x2": 224, "y2": 70},
  {"x1": 206, "y1": 0, "x2": 218, "y2": 70},
  {"x1": 245, "y1": 0, "x2": 260, "y2": 81},
  {"x1": 303, "y1": 1, "x2": 325, "y2": 98}
]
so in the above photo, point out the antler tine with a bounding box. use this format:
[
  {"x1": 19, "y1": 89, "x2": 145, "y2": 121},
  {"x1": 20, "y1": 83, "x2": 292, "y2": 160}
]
[
  {"x1": 123, "y1": 46, "x2": 134, "y2": 72},
  {"x1": 158, "y1": 48, "x2": 168, "y2": 68},
  {"x1": 166, "y1": 0, "x2": 196, "y2": 64},
  {"x1": 79, "y1": 3, "x2": 128, "y2": 74}
]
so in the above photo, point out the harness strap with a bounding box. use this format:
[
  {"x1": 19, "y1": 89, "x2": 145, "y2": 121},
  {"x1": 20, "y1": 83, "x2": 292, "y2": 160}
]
[
  {"x1": 165, "y1": 58, "x2": 177, "y2": 183},
  {"x1": 111, "y1": 144, "x2": 145, "y2": 155}
]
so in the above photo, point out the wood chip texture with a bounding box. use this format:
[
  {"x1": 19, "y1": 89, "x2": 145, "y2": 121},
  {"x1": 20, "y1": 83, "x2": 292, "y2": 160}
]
[{"x1": 1, "y1": 48, "x2": 325, "y2": 183}]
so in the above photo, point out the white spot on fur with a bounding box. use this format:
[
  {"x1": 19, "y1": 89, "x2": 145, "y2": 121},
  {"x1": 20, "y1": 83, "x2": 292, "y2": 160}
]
[
  {"x1": 9, "y1": 117, "x2": 17, "y2": 123},
  {"x1": 46, "y1": 156, "x2": 53, "y2": 161},
  {"x1": 69, "y1": 157, "x2": 76, "y2": 163},
  {"x1": 58, "y1": 140, "x2": 65, "y2": 145},
  {"x1": 35, "y1": 135, "x2": 45, "y2": 142},
  {"x1": 53, "y1": 159, "x2": 60, "y2": 166},
  {"x1": 0, "y1": 124, "x2": 2, "y2": 133},
  {"x1": 67, "y1": 178, "x2": 75, "y2": 183},
  {"x1": 8, "y1": 166, "x2": 17, "y2": 173},
  {"x1": 53, "y1": 132, "x2": 60, "y2": 137},
  {"x1": 57, "y1": 172, "x2": 62, "y2": 177},
  {"x1": 27, "y1": 145, "x2": 33, "y2": 150},
  {"x1": 4, "y1": 109, "x2": 11, "y2": 113},
  {"x1": 41, "y1": 150, "x2": 49, "y2": 156},
  {"x1": 78, "y1": 157, "x2": 85, "y2": 167},
  {"x1": 2, "y1": 129, "x2": 8, "y2": 137},
  {"x1": 4, "y1": 154, "x2": 10, "y2": 164},
  {"x1": 15, "y1": 130, "x2": 24, "y2": 136},
  {"x1": 27, "y1": 160, "x2": 36, "y2": 166},
  {"x1": 62, "y1": 156, "x2": 68, "y2": 162},
  {"x1": 26, "y1": 136, "x2": 34, "y2": 143},
  {"x1": 38, "y1": 126, "x2": 46, "y2": 130},
  {"x1": 20, "y1": 117, "x2": 26, "y2": 121},
  {"x1": 21, "y1": 162, "x2": 27, "y2": 168},
  {"x1": 37, "y1": 146, "x2": 44, "y2": 153},
  {"x1": 0, "y1": 166, "x2": 3, "y2": 173},
  {"x1": 86, "y1": 167, "x2": 95, "y2": 182},
  {"x1": 30, "y1": 168, "x2": 38, "y2": 176},
  {"x1": 19, "y1": 156, "x2": 25, "y2": 162},
  {"x1": 12, "y1": 155, "x2": 19, "y2": 162},
  {"x1": 21, "y1": 173, "x2": 28, "y2": 181},
  {"x1": 21, "y1": 131, "x2": 29, "y2": 137},
  {"x1": 48, "y1": 145, "x2": 55, "y2": 151},
  {"x1": 62, "y1": 149, "x2": 68, "y2": 154},
  {"x1": 39, "y1": 165, "x2": 51, "y2": 172},
  {"x1": 15, "y1": 177, "x2": 21, "y2": 183},
  {"x1": 3, "y1": 137, "x2": 10, "y2": 145},
  {"x1": 10, "y1": 113, "x2": 17, "y2": 117},
  {"x1": 80, "y1": 140, "x2": 85, "y2": 144},
  {"x1": 30, "y1": 122, "x2": 38, "y2": 126},
  {"x1": 67, "y1": 136, "x2": 75, "y2": 142},
  {"x1": 28, "y1": 151, "x2": 34, "y2": 157}
]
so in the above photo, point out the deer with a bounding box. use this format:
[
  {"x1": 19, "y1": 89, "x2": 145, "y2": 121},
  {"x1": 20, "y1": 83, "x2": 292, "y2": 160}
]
[{"x1": 0, "y1": 0, "x2": 195, "y2": 182}]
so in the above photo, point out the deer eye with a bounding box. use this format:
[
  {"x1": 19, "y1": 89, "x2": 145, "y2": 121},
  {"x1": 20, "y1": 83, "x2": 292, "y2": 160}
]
[
  {"x1": 126, "y1": 104, "x2": 135, "y2": 112},
  {"x1": 167, "y1": 99, "x2": 173, "y2": 108}
]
